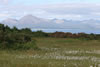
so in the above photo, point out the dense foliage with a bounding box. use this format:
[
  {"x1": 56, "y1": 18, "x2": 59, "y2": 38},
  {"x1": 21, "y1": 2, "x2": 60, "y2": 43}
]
[
  {"x1": 49, "y1": 32, "x2": 100, "y2": 40},
  {"x1": 0, "y1": 24, "x2": 37, "y2": 50},
  {"x1": 32, "y1": 30, "x2": 48, "y2": 37},
  {"x1": 32, "y1": 31, "x2": 100, "y2": 40},
  {"x1": 0, "y1": 23, "x2": 100, "y2": 50}
]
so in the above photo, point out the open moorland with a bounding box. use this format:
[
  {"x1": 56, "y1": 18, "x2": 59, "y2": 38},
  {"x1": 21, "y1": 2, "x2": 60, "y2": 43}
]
[{"x1": 0, "y1": 38, "x2": 100, "y2": 67}]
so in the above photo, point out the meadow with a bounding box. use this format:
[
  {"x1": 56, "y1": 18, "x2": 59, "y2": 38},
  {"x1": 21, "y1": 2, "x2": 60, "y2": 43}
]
[{"x1": 0, "y1": 38, "x2": 100, "y2": 67}]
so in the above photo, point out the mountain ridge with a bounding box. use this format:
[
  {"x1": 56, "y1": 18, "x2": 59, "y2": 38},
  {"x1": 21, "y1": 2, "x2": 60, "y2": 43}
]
[{"x1": 0, "y1": 14, "x2": 100, "y2": 29}]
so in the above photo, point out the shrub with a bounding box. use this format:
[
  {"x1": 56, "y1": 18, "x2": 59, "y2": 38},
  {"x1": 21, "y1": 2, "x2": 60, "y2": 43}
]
[
  {"x1": 33, "y1": 30, "x2": 48, "y2": 37},
  {"x1": 12, "y1": 40, "x2": 38, "y2": 50},
  {"x1": 0, "y1": 23, "x2": 38, "y2": 50}
]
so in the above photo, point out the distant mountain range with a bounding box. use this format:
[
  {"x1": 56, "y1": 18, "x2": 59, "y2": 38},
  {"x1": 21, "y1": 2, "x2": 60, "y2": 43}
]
[{"x1": 1, "y1": 14, "x2": 100, "y2": 29}]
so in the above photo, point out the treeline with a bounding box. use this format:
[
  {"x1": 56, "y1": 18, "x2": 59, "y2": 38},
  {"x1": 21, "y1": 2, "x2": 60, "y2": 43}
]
[
  {"x1": 33, "y1": 31, "x2": 100, "y2": 40},
  {"x1": 49, "y1": 32, "x2": 100, "y2": 40},
  {"x1": 0, "y1": 23, "x2": 100, "y2": 50},
  {"x1": 0, "y1": 24, "x2": 38, "y2": 50}
]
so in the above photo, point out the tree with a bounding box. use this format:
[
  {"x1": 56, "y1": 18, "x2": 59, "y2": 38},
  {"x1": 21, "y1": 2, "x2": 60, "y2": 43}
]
[{"x1": 0, "y1": 23, "x2": 37, "y2": 50}]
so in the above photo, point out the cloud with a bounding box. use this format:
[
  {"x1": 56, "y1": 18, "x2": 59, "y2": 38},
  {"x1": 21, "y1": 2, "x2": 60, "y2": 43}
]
[
  {"x1": 0, "y1": 13, "x2": 11, "y2": 20},
  {"x1": 0, "y1": 0, "x2": 11, "y2": 5},
  {"x1": 1, "y1": 3, "x2": 100, "y2": 20},
  {"x1": 26, "y1": 3, "x2": 99, "y2": 20},
  {"x1": 1, "y1": 3, "x2": 100, "y2": 31},
  {"x1": 0, "y1": 13, "x2": 9, "y2": 17}
]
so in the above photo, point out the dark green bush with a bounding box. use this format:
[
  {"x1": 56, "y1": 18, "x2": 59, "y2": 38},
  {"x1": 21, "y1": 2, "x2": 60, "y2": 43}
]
[
  {"x1": 33, "y1": 30, "x2": 48, "y2": 37},
  {"x1": 12, "y1": 40, "x2": 38, "y2": 50},
  {"x1": 0, "y1": 24, "x2": 38, "y2": 50}
]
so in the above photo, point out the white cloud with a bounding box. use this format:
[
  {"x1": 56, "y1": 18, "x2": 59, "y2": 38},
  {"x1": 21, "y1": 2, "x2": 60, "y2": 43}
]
[
  {"x1": 1, "y1": 3, "x2": 100, "y2": 30},
  {"x1": 1, "y1": 3, "x2": 100, "y2": 20},
  {"x1": 0, "y1": 0, "x2": 11, "y2": 5},
  {"x1": 0, "y1": 13, "x2": 11, "y2": 20},
  {"x1": 0, "y1": 13, "x2": 9, "y2": 17}
]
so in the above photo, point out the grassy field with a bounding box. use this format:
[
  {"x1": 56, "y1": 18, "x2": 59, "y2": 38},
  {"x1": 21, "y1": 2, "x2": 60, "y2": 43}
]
[{"x1": 0, "y1": 38, "x2": 100, "y2": 67}]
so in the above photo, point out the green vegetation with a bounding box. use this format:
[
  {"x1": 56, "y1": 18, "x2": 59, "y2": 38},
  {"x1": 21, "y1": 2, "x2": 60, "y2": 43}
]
[
  {"x1": 49, "y1": 32, "x2": 100, "y2": 40},
  {"x1": 0, "y1": 24, "x2": 38, "y2": 50},
  {"x1": 0, "y1": 38, "x2": 100, "y2": 67},
  {"x1": 32, "y1": 30, "x2": 48, "y2": 37},
  {"x1": 0, "y1": 23, "x2": 100, "y2": 67}
]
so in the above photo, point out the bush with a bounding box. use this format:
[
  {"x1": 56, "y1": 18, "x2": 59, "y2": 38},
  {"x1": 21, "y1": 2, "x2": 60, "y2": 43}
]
[
  {"x1": 33, "y1": 30, "x2": 48, "y2": 37},
  {"x1": 0, "y1": 23, "x2": 38, "y2": 50},
  {"x1": 12, "y1": 40, "x2": 38, "y2": 50}
]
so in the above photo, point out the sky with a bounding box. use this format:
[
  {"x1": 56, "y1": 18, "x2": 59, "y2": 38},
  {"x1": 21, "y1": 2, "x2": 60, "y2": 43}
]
[{"x1": 0, "y1": 0, "x2": 100, "y2": 21}]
